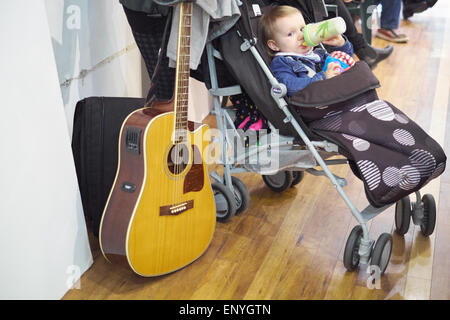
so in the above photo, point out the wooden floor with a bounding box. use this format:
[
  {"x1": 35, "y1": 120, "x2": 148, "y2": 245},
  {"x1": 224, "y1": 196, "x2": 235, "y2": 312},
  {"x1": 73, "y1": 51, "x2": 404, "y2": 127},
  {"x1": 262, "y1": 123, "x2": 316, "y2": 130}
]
[{"x1": 63, "y1": 2, "x2": 449, "y2": 300}]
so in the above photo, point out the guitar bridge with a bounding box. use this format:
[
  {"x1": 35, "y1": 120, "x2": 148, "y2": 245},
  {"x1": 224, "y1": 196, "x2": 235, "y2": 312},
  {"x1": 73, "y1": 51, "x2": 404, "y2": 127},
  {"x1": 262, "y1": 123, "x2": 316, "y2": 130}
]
[
  {"x1": 160, "y1": 200, "x2": 194, "y2": 216},
  {"x1": 125, "y1": 127, "x2": 142, "y2": 155}
]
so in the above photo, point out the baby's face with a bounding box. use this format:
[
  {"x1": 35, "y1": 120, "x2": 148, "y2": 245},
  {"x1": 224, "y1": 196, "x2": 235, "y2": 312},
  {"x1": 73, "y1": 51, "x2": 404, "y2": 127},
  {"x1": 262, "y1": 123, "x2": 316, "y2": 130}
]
[{"x1": 268, "y1": 12, "x2": 311, "y2": 55}]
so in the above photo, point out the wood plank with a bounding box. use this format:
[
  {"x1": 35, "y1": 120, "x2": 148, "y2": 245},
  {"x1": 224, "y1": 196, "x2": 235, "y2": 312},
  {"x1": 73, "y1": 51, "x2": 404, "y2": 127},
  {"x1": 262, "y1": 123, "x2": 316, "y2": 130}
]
[{"x1": 243, "y1": 178, "x2": 325, "y2": 299}]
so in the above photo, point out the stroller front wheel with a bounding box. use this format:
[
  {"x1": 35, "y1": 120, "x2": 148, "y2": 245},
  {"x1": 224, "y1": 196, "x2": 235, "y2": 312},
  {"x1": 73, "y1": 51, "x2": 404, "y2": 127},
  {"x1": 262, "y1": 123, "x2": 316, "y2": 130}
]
[
  {"x1": 419, "y1": 194, "x2": 436, "y2": 237},
  {"x1": 343, "y1": 225, "x2": 363, "y2": 272},
  {"x1": 395, "y1": 196, "x2": 412, "y2": 235},
  {"x1": 370, "y1": 233, "x2": 393, "y2": 275}
]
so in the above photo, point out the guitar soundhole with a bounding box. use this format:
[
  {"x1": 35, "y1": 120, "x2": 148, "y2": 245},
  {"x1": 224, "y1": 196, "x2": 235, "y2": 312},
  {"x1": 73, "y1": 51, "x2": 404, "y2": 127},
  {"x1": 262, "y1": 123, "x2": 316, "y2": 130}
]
[{"x1": 167, "y1": 144, "x2": 190, "y2": 175}]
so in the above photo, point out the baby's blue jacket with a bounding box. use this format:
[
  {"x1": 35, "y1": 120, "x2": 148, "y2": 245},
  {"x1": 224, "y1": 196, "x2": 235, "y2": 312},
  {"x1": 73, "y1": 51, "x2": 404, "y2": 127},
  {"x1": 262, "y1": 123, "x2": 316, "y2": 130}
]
[{"x1": 270, "y1": 39, "x2": 353, "y2": 96}]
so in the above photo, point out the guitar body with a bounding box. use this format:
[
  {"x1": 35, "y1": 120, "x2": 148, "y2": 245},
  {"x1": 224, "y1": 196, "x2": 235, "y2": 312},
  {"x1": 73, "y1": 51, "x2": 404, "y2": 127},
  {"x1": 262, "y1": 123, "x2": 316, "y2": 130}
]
[{"x1": 99, "y1": 100, "x2": 216, "y2": 276}]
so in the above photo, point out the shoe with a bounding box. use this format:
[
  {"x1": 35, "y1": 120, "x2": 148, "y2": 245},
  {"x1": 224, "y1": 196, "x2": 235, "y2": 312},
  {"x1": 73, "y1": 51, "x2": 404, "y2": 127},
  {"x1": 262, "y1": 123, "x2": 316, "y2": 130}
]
[
  {"x1": 375, "y1": 28, "x2": 409, "y2": 43},
  {"x1": 355, "y1": 45, "x2": 394, "y2": 69}
]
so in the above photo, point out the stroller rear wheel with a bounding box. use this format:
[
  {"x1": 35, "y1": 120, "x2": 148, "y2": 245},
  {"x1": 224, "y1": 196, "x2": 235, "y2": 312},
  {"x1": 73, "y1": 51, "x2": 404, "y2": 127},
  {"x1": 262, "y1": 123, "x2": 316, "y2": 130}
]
[
  {"x1": 290, "y1": 171, "x2": 305, "y2": 187},
  {"x1": 212, "y1": 182, "x2": 237, "y2": 223},
  {"x1": 370, "y1": 233, "x2": 393, "y2": 275},
  {"x1": 419, "y1": 194, "x2": 436, "y2": 237},
  {"x1": 262, "y1": 171, "x2": 293, "y2": 193},
  {"x1": 226, "y1": 176, "x2": 250, "y2": 215},
  {"x1": 343, "y1": 225, "x2": 363, "y2": 272},
  {"x1": 395, "y1": 196, "x2": 412, "y2": 235}
]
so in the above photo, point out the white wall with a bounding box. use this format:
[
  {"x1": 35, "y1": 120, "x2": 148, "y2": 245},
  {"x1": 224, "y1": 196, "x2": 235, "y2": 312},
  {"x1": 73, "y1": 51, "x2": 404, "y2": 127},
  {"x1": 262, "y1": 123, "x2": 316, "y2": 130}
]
[
  {"x1": 44, "y1": 0, "x2": 146, "y2": 137},
  {"x1": 0, "y1": 0, "x2": 212, "y2": 299},
  {"x1": 0, "y1": 1, "x2": 92, "y2": 299}
]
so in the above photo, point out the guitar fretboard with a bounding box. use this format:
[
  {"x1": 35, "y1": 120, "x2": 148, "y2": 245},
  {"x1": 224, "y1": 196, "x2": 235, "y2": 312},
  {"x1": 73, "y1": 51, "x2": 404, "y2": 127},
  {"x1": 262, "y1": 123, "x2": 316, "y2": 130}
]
[{"x1": 173, "y1": 2, "x2": 193, "y2": 142}]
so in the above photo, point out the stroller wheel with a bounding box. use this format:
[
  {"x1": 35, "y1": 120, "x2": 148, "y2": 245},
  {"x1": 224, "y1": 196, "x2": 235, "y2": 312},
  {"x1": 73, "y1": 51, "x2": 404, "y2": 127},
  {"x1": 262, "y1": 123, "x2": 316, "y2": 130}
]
[
  {"x1": 343, "y1": 225, "x2": 363, "y2": 272},
  {"x1": 211, "y1": 182, "x2": 237, "y2": 223},
  {"x1": 370, "y1": 233, "x2": 393, "y2": 275},
  {"x1": 226, "y1": 176, "x2": 250, "y2": 215},
  {"x1": 420, "y1": 194, "x2": 436, "y2": 237},
  {"x1": 395, "y1": 196, "x2": 411, "y2": 235},
  {"x1": 262, "y1": 171, "x2": 293, "y2": 193},
  {"x1": 290, "y1": 171, "x2": 305, "y2": 187}
]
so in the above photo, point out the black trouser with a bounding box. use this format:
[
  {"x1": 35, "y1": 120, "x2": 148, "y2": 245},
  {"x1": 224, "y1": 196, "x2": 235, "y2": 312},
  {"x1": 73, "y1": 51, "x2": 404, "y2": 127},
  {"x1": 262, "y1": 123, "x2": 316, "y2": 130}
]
[
  {"x1": 123, "y1": 6, "x2": 175, "y2": 101},
  {"x1": 324, "y1": 0, "x2": 368, "y2": 52}
]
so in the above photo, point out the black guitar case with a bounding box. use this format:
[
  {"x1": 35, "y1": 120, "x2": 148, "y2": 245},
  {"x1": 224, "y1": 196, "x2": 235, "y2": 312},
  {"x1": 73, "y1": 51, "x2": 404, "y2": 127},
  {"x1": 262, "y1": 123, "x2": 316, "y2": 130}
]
[{"x1": 71, "y1": 97, "x2": 146, "y2": 236}]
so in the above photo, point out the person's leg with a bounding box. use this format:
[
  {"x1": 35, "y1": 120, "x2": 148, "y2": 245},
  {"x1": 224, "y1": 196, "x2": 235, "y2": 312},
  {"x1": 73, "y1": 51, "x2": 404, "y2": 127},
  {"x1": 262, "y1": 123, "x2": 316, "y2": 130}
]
[
  {"x1": 379, "y1": 0, "x2": 402, "y2": 29},
  {"x1": 325, "y1": 0, "x2": 366, "y2": 50},
  {"x1": 324, "y1": 0, "x2": 393, "y2": 69},
  {"x1": 123, "y1": 6, "x2": 175, "y2": 101},
  {"x1": 375, "y1": 0, "x2": 409, "y2": 43}
]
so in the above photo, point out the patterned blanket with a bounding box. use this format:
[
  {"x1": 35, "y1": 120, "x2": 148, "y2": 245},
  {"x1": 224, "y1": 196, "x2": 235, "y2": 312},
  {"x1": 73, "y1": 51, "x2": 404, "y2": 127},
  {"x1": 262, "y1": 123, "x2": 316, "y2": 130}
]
[{"x1": 290, "y1": 63, "x2": 446, "y2": 207}]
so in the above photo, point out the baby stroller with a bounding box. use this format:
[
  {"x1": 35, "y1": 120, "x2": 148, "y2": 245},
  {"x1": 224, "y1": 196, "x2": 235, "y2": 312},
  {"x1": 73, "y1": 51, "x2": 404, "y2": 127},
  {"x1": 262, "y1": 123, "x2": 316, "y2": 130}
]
[{"x1": 200, "y1": 0, "x2": 446, "y2": 275}]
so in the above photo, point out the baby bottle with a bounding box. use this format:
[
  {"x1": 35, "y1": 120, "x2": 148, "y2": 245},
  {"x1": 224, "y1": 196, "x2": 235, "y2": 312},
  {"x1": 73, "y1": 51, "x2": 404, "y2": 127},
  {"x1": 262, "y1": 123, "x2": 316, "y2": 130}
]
[{"x1": 303, "y1": 17, "x2": 347, "y2": 47}]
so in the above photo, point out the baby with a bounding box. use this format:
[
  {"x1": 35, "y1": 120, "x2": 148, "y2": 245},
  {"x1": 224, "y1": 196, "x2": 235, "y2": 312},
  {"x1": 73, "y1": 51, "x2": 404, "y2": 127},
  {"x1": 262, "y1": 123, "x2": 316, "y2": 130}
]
[{"x1": 259, "y1": 5, "x2": 354, "y2": 96}]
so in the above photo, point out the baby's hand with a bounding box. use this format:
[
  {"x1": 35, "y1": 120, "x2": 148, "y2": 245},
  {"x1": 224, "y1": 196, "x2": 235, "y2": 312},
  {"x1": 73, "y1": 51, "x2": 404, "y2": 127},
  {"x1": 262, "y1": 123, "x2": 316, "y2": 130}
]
[
  {"x1": 322, "y1": 35, "x2": 345, "y2": 47},
  {"x1": 325, "y1": 62, "x2": 342, "y2": 79}
]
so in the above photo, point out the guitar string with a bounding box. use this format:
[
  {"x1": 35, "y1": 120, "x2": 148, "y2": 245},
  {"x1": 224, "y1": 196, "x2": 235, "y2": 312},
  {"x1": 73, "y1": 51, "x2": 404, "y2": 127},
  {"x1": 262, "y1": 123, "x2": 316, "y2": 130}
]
[
  {"x1": 175, "y1": 3, "x2": 184, "y2": 205},
  {"x1": 174, "y1": 3, "x2": 181, "y2": 208},
  {"x1": 183, "y1": 4, "x2": 191, "y2": 216},
  {"x1": 184, "y1": 5, "x2": 192, "y2": 208},
  {"x1": 175, "y1": 3, "x2": 191, "y2": 208},
  {"x1": 177, "y1": 5, "x2": 186, "y2": 206},
  {"x1": 170, "y1": 3, "x2": 193, "y2": 215}
]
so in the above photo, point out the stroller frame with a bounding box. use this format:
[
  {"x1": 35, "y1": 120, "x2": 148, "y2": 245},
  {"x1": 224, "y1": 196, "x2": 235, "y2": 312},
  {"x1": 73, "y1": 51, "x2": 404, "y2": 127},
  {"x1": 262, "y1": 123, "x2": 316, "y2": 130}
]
[{"x1": 204, "y1": 34, "x2": 428, "y2": 272}]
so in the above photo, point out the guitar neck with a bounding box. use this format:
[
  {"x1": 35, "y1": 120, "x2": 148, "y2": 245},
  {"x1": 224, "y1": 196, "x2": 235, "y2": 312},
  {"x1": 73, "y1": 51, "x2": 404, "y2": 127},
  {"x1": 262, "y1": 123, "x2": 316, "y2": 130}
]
[{"x1": 173, "y1": 2, "x2": 193, "y2": 140}]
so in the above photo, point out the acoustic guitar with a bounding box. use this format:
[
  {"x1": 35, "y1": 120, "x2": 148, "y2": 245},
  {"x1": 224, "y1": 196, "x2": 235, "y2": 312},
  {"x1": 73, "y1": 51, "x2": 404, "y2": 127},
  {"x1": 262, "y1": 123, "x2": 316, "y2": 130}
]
[{"x1": 99, "y1": 1, "x2": 216, "y2": 276}]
